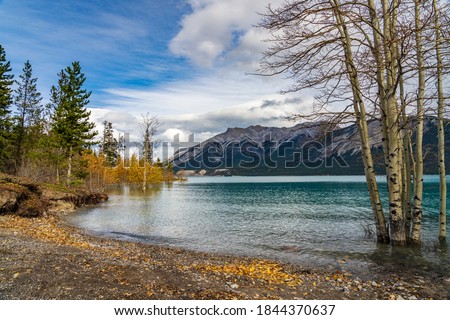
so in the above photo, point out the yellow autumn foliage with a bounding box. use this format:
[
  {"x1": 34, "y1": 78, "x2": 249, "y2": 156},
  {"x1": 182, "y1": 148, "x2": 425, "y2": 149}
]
[
  {"x1": 83, "y1": 152, "x2": 174, "y2": 190},
  {"x1": 186, "y1": 260, "x2": 303, "y2": 286}
]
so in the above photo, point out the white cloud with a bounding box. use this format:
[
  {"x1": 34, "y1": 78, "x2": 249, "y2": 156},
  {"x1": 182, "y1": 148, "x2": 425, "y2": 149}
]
[
  {"x1": 85, "y1": 0, "x2": 317, "y2": 150},
  {"x1": 169, "y1": 0, "x2": 283, "y2": 68},
  {"x1": 89, "y1": 93, "x2": 313, "y2": 144},
  {"x1": 89, "y1": 109, "x2": 140, "y2": 143},
  {"x1": 159, "y1": 94, "x2": 313, "y2": 133},
  {"x1": 101, "y1": 65, "x2": 297, "y2": 115}
]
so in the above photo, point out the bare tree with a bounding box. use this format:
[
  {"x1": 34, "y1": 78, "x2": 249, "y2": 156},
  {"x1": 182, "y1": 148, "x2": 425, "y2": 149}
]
[
  {"x1": 258, "y1": 0, "x2": 449, "y2": 245},
  {"x1": 411, "y1": 0, "x2": 426, "y2": 244},
  {"x1": 258, "y1": 0, "x2": 390, "y2": 243},
  {"x1": 330, "y1": 0, "x2": 389, "y2": 243},
  {"x1": 140, "y1": 113, "x2": 160, "y2": 191}
]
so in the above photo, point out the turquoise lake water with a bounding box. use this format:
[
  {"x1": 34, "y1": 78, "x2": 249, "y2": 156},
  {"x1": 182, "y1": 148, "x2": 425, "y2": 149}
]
[{"x1": 66, "y1": 176, "x2": 449, "y2": 275}]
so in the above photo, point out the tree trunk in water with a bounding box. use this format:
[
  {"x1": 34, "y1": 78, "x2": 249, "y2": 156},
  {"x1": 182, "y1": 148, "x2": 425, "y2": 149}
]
[
  {"x1": 359, "y1": 110, "x2": 389, "y2": 243},
  {"x1": 402, "y1": 128, "x2": 413, "y2": 241},
  {"x1": 386, "y1": 106, "x2": 405, "y2": 246},
  {"x1": 437, "y1": 105, "x2": 447, "y2": 243},
  {"x1": 399, "y1": 60, "x2": 412, "y2": 242},
  {"x1": 368, "y1": 0, "x2": 406, "y2": 244},
  {"x1": 411, "y1": 0, "x2": 425, "y2": 244},
  {"x1": 332, "y1": 0, "x2": 389, "y2": 243},
  {"x1": 433, "y1": 0, "x2": 447, "y2": 242},
  {"x1": 381, "y1": 0, "x2": 406, "y2": 245}
]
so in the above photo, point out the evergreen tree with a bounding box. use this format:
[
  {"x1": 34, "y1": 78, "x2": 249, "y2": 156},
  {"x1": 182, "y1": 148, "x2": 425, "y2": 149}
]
[
  {"x1": 12, "y1": 60, "x2": 43, "y2": 173},
  {"x1": 100, "y1": 121, "x2": 119, "y2": 167},
  {"x1": 51, "y1": 61, "x2": 97, "y2": 184},
  {"x1": 0, "y1": 45, "x2": 14, "y2": 170}
]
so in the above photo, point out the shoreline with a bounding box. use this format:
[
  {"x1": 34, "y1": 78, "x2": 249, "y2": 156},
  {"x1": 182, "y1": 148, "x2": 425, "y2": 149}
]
[{"x1": 1, "y1": 212, "x2": 448, "y2": 300}]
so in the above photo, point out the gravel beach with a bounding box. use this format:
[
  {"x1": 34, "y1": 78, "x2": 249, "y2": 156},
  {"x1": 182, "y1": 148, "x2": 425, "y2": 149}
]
[{"x1": 0, "y1": 213, "x2": 448, "y2": 300}]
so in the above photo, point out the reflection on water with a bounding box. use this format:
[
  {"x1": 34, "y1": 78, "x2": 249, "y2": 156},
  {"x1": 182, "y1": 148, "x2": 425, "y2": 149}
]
[{"x1": 66, "y1": 176, "x2": 450, "y2": 276}]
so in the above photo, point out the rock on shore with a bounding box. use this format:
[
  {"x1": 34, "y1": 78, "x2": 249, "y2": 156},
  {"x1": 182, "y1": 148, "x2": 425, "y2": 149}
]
[{"x1": 0, "y1": 174, "x2": 108, "y2": 218}]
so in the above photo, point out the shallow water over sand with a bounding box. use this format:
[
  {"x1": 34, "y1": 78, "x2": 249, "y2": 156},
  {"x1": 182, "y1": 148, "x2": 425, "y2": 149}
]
[{"x1": 66, "y1": 176, "x2": 449, "y2": 276}]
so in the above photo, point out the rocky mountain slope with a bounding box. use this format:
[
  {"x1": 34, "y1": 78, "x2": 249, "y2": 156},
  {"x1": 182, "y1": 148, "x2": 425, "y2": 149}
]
[{"x1": 172, "y1": 117, "x2": 450, "y2": 175}]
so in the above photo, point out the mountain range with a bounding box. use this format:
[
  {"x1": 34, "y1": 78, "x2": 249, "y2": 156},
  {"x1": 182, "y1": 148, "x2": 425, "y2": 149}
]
[{"x1": 172, "y1": 117, "x2": 450, "y2": 176}]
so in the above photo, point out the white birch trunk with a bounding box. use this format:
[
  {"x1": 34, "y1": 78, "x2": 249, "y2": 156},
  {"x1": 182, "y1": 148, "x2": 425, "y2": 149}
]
[
  {"x1": 332, "y1": 0, "x2": 389, "y2": 242},
  {"x1": 368, "y1": 0, "x2": 390, "y2": 175},
  {"x1": 381, "y1": 0, "x2": 406, "y2": 245},
  {"x1": 411, "y1": 0, "x2": 425, "y2": 244},
  {"x1": 400, "y1": 69, "x2": 412, "y2": 242},
  {"x1": 433, "y1": 0, "x2": 447, "y2": 242}
]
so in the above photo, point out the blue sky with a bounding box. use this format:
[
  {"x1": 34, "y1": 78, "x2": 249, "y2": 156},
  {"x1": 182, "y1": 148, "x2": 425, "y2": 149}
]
[{"x1": 0, "y1": 0, "x2": 311, "y2": 143}]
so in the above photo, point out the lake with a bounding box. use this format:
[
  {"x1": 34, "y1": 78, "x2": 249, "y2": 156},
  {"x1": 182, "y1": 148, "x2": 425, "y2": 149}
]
[{"x1": 66, "y1": 175, "x2": 449, "y2": 276}]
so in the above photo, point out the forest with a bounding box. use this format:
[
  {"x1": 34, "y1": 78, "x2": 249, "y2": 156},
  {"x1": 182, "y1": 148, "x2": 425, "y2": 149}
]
[{"x1": 0, "y1": 45, "x2": 173, "y2": 191}]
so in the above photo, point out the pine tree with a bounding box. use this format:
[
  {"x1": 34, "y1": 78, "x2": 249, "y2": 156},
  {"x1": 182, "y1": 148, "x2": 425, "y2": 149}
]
[
  {"x1": 0, "y1": 45, "x2": 14, "y2": 170},
  {"x1": 100, "y1": 121, "x2": 119, "y2": 167},
  {"x1": 51, "y1": 61, "x2": 97, "y2": 185},
  {"x1": 12, "y1": 60, "x2": 43, "y2": 173}
]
